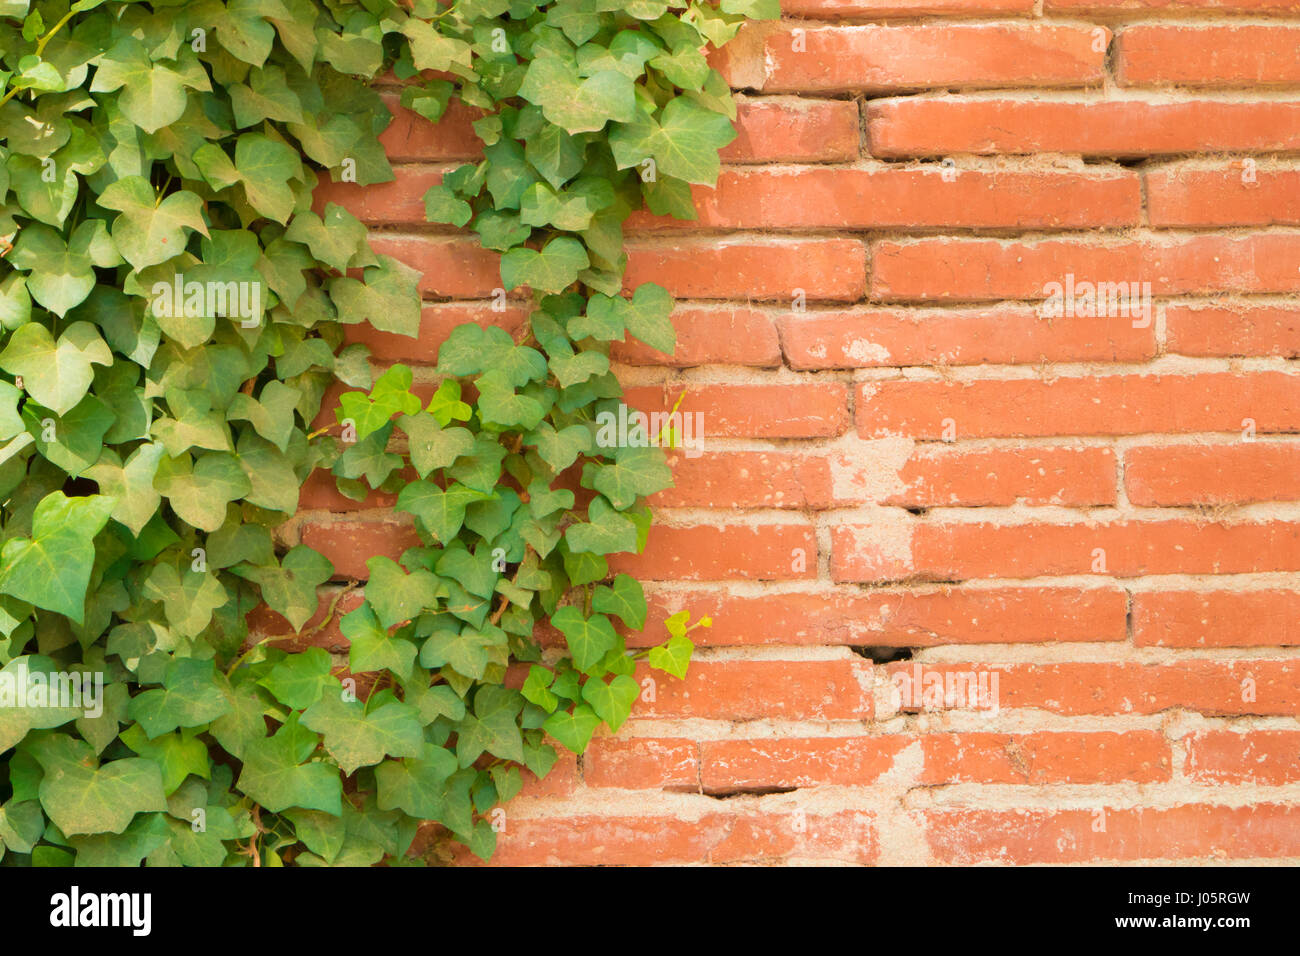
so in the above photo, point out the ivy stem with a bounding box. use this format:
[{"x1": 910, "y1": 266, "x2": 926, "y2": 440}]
[{"x1": 0, "y1": 9, "x2": 79, "y2": 107}]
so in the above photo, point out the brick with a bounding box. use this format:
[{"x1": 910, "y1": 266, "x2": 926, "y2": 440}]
[
  {"x1": 724, "y1": 96, "x2": 860, "y2": 162},
  {"x1": 651, "y1": 450, "x2": 834, "y2": 509},
  {"x1": 1047, "y1": 0, "x2": 1300, "y2": 9},
  {"x1": 630, "y1": 167, "x2": 1140, "y2": 232},
  {"x1": 314, "y1": 166, "x2": 440, "y2": 224},
  {"x1": 632, "y1": 660, "x2": 874, "y2": 720},
  {"x1": 298, "y1": 515, "x2": 422, "y2": 580},
  {"x1": 1148, "y1": 165, "x2": 1300, "y2": 227},
  {"x1": 701, "y1": 737, "x2": 910, "y2": 790},
  {"x1": 867, "y1": 97, "x2": 1300, "y2": 157},
  {"x1": 927, "y1": 804, "x2": 1300, "y2": 863},
  {"x1": 610, "y1": 305, "x2": 781, "y2": 367},
  {"x1": 1133, "y1": 590, "x2": 1300, "y2": 647},
  {"x1": 857, "y1": 373, "x2": 1300, "y2": 439},
  {"x1": 779, "y1": 306, "x2": 1154, "y2": 368},
  {"x1": 1125, "y1": 443, "x2": 1300, "y2": 505},
  {"x1": 476, "y1": 810, "x2": 877, "y2": 865},
  {"x1": 723, "y1": 24, "x2": 1107, "y2": 93},
  {"x1": 245, "y1": 586, "x2": 364, "y2": 654},
  {"x1": 625, "y1": 382, "x2": 851, "y2": 438},
  {"x1": 625, "y1": 238, "x2": 866, "y2": 301},
  {"x1": 636, "y1": 585, "x2": 1128, "y2": 647},
  {"x1": 921, "y1": 731, "x2": 1172, "y2": 784},
  {"x1": 787, "y1": 0, "x2": 1036, "y2": 13},
  {"x1": 870, "y1": 234, "x2": 1300, "y2": 301},
  {"x1": 1185, "y1": 731, "x2": 1300, "y2": 785},
  {"x1": 343, "y1": 302, "x2": 528, "y2": 364},
  {"x1": 1116, "y1": 25, "x2": 1300, "y2": 86},
  {"x1": 583, "y1": 738, "x2": 699, "y2": 789},
  {"x1": 890, "y1": 446, "x2": 1118, "y2": 507},
  {"x1": 1165, "y1": 302, "x2": 1300, "y2": 358},
  {"x1": 869, "y1": 518, "x2": 1300, "y2": 580},
  {"x1": 379, "y1": 95, "x2": 482, "y2": 161},
  {"x1": 884, "y1": 660, "x2": 1300, "y2": 716},
  {"x1": 610, "y1": 522, "x2": 818, "y2": 581},
  {"x1": 369, "y1": 234, "x2": 500, "y2": 298}
]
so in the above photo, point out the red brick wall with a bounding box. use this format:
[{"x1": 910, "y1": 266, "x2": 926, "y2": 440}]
[{"x1": 296, "y1": 0, "x2": 1300, "y2": 864}]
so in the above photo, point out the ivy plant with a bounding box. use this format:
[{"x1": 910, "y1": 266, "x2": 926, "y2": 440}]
[{"x1": 0, "y1": 0, "x2": 773, "y2": 866}]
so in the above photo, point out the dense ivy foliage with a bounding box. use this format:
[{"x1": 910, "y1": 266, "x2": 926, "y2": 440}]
[{"x1": 0, "y1": 0, "x2": 771, "y2": 865}]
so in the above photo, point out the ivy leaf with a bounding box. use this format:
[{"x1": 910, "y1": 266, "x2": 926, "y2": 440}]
[
  {"x1": 0, "y1": 492, "x2": 114, "y2": 622},
  {"x1": 27, "y1": 734, "x2": 166, "y2": 837},
  {"x1": 0, "y1": 320, "x2": 111, "y2": 415},
  {"x1": 237, "y1": 718, "x2": 343, "y2": 815},
  {"x1": 588, "y1": 444, "x2": 673, "y2": 509},
  {"x1": 127, "y1": 658, "x2": 230, "y2": 738},
  {"x1": 550, "y1": 607, "x2": 618, "y2": 672},
  {"x1": 519, "y1": 57, "x2": 636, "y2": 133},
  {"x1": 648, "y1": 633, "x2": 694, "y2": 679},
  {"x1": 542, "y1": 704, "x2": 601, "y2": 754},
  {"x1": 284, "y1": 204, "x2": 374, "y2": 272},
  {"x1": 153, "y1": 452, "x2": 252, "y2": 533},
  {"x1": 89, "y1": 37, "x2": 191, "y2": 134},
  {"x1": 398, "y1": 412, "x2": 474, "y2": 479},
  {"x1": 454, "y1": 685, "x2": 525, "y2": 766},
  {"x1": 592, "y1": 574, "x2": 648, "y2": 630},
  {"x1": 85, "y1": 443, "x2": 165, "y2": 535},
  {"x1": 521, "y1": 665, "x2": 559, "y2": 712},
  {"x1": 235, "y1": 133, "x2": 300, "y2": 223},
  {"x1": 565, "y1": 495, "x2": 638, "y2": 555},
  {"x1": 9, "y1": 221, "x2": 120, "y2": 316},
  {"x1": 258, "y1": 647, "x2": 334, "y2": 711},
  {"x1": 419, "y1": 622, "x2": 505, "y2": 679},
  {"x1": 330, "y1": 255, "x2": 421, "y2": 337},
  {"x1": 395, "y1": 480, "x2": 489, "y2": 544},
  {"x1": 500, "y1": 236, "x2": 589, "y2": 294},
  {"x1": 97, "y1": 177, "x2": 208, "y2": 271},
  {"x1": 364, "y1": 556, "x2": 442, "y2": 629},
  {"x1": 336, "y1": 364, "x2": 422, "y2": 440},
  {"x1": 610, "y1": 97, "x2": 737, "y2": 185},
  {"x1": 233, "y1": 546, "x2": 334, "y2": 632},
  {"x1": 142, "y1": 563, "x2": 230, "y2": 639},
  {"x1": 374, "y1": 743, "x2": 457, "y2": 819},
  {"x1": 301, "y1": 689, "x2": 424, "y2": 775},
  {"x1": 423, "y1": 183, "x2": 472, "y2": 227},
  {"x1": 342, "y1": 603, "x2": 416, "y2": 680},
  {"x1": 581, "y1": 673, "x2": 640, "y2": 732},
  {"x1": 588, "y1": 283, "x2": 675, "y2": 352}
]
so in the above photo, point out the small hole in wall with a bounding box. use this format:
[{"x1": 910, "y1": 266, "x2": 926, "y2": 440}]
[{"x1": 851, "y1": 645, "x2": 915, "y2": 664}]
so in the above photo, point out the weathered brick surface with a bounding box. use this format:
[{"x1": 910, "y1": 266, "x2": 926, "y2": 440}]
[{"x1": 286, "y1": 1, "x2": 1300, "y2": 865}]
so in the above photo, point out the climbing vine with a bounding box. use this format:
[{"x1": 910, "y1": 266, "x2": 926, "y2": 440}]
[{"x1": 0, "y1": 0, "x2": 773, "y2": 865}]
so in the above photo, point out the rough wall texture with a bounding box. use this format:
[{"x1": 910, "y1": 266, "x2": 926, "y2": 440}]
[{"x1": 291, "y1": 0, "x2": 1300, "y2": 864}]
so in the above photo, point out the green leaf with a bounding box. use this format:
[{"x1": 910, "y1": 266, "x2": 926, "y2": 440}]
[
  {"x1": 396, "y1": 480, "x2": 489, "y2": 544},
  {"x1": 592, "y1": 573, "x2": 647, "y2": 630},
  {"x1": 565, "y1": 495, "x2": 638, "y2": 555},
  {"x1": 550, "y1": 607, "x2": 618, "y2": 672},
  {"x1": 330, "y1": 255, "x2": 422, "y2": 338},
  {"x1": 542, "y1": 704, "x2": 601, "y2": 753},
  {"x1": 26, "y1": 735, "x2": 167, "y2": 837},
  {"x1": 233, "y1": 546, "x2": 333, "y2": 632},
  {"x1": 237, "y1": 718, "x2": 342, "y2": 815},
  {"x1": 97, "y1": 176, "x2": 208, "y2": 271},
  {"x1": 500, "y1": 236, "x2": 589, "y2": 294},
  {"x1": 127, "y1": 658, "x2": 230, "y2": 738},
  {"x1": 581, "y1": 673, "x2": 639, "y2": 732},
  {"x1": 258, "y1": 647, "x2": 334, "y2": 711},
  {"x1": 342, "y1": 603, "x2": 416, "y2": 680},
  {"x1": 647, "y1": 632, "x2": 694, "y2": 679},
  {"x1": 455, "y1": 685, "x2": 525, "y2": 766},
  {"x1": 0, "y1": 492, "x2": 114, "y2": 622},
  {"x1": 398, "y1": 412, "x2": 474, "y2": 479},
  {"x1": 0, "y1": 320, "x2": 111, "y2": 415},
  {"x1": 610, "y1": 97, "x2": 736, "y2": 185},
  {"x1": 153, "y1": 452, "x2": 252, "y2": 532},
  {"x1": 301, "y1": 688, "x2": 424, "y2": 775}
]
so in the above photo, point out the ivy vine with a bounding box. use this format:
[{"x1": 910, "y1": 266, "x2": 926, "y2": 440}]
[{"x1": 0, "y1": 0, "x2": 773, "y2": 866}]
